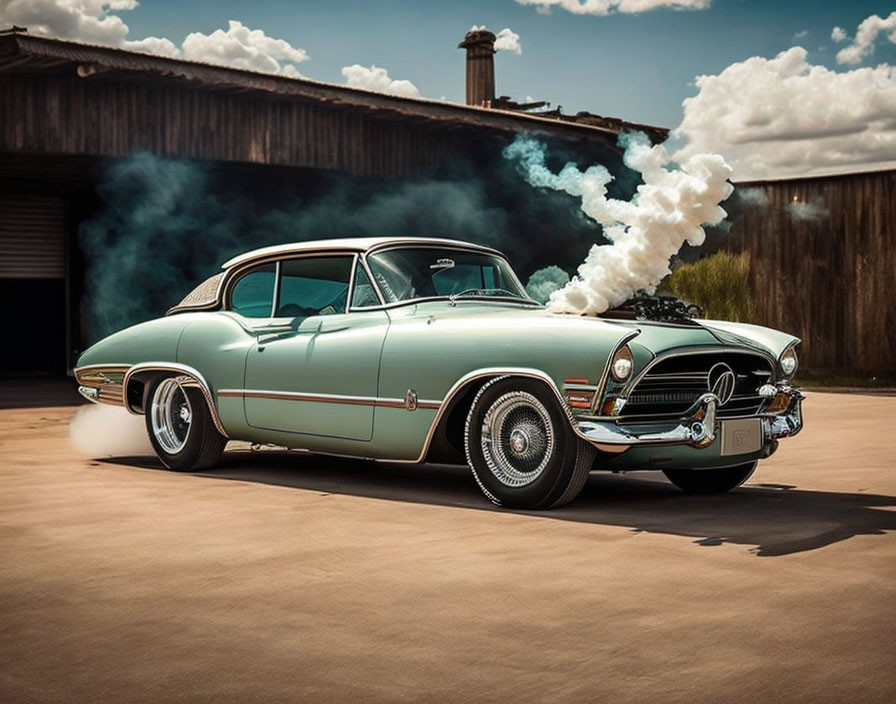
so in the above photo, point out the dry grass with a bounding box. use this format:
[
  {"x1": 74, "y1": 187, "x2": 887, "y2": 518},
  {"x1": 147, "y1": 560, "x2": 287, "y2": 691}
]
[{"x1": 661, "y1": 251, "x2": 756, "y2": 323}]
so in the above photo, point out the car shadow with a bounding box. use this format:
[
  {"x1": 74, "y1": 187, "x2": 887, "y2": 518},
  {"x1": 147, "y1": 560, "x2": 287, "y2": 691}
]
[{"x1": 99, "y1": 449, "x2": 896, "y2": 558}]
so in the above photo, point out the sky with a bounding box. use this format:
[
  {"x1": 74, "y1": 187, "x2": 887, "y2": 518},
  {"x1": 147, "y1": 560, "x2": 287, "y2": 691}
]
[{"x1": 2, "y1": 0, "x2": 895, "y2": 179}]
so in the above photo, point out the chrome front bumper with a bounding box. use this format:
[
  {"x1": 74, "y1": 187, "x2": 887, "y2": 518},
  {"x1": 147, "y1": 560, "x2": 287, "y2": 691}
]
[{"x1": 576, "y1": 386, "x2": 804, "y2": 451}]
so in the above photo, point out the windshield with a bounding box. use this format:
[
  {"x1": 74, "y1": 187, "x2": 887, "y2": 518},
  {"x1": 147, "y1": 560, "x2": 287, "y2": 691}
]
[{"x1": 366, "y1": 248, "x2": 530, "y2": 304}]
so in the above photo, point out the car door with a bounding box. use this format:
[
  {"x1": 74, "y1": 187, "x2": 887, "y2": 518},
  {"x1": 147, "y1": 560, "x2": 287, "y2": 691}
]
[{"x1": 236, "y1": 254, "x2": 389, "y2": 442}]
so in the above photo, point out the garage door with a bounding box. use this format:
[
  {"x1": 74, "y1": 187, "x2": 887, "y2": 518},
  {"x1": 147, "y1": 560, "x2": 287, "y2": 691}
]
[
  {"x1": 0, "y1": 195, "x2": 66, "y2": 278},
  {"x1": 0, "y1": 195, "x2": 68, "y2": 374}
]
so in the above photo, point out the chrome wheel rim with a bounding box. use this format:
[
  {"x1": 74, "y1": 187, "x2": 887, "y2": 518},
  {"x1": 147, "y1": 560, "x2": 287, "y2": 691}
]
[
  {"x1": 150, "y1": 378, "x2": 192, "y2": 455},
  {"x1": 480, "y1": 391, "x2": 554, "y2": 487}
]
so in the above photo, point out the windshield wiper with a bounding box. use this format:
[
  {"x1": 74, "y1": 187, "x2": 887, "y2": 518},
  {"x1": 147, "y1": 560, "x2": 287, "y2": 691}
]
[{"x1": 448, "y1": 288, "x2": 532, "y2": 305}]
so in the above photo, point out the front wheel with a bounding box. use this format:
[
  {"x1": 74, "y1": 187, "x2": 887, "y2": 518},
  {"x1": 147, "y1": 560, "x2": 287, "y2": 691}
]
[
  {"x1": 145, "y1": 377, "x2": 226, "y2": 471},
  {"x1": 662, "y1": 461, "x2": 758, "y2": 494},
  {"x1": 464, "y1": 377, "x2": 595, "y2": 509}
]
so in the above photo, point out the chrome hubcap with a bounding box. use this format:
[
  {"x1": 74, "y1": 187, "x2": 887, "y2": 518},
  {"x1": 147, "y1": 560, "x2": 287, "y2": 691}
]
[
  {"x1": 481, "y1": 391, "x2": 554, "y2": 487},
  {"x1": 150, "y1": 378, "x2": 192, "y2": 455},
  {"x1": 509, "y1": 428, "x2": 530, "y2": 454}
]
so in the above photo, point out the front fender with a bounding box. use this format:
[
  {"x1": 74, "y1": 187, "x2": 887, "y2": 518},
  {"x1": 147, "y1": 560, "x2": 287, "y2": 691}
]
[{"x1": 699, "y1": 319, "x2": 800, "y2": 363}]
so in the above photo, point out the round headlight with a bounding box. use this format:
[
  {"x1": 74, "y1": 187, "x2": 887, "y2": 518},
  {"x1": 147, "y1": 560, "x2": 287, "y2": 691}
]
[
  {"x1": 610, "y1": 345, "x2": 634, "y2": 382},
  {"x1": 781, "y1": 347, "x2": 798, "y2": 376}
]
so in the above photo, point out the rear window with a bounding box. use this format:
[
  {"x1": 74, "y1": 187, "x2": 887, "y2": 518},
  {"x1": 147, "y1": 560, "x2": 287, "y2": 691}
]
[{"x1": 167, "y1": 272, "x2": 224, "y2": 314}]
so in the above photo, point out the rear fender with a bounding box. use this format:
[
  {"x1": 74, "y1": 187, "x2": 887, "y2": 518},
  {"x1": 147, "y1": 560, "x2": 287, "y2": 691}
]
[{"x1": 122, "y1": 362, "x2": 229, "y2": 438}]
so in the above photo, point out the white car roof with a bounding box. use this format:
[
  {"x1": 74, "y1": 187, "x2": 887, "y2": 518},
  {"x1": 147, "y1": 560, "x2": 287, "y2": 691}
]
[{"x1": 221, "y1": 237, "x2": 503, "y2": 270}]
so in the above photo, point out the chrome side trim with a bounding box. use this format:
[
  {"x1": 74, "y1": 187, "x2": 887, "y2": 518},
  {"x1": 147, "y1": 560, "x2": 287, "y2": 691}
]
[
  {"x1": 74, "y1": 363, "x2": 130, "y2": 381},
  {"x1": 217, "y1": 388, "x2": 441, "y2": 411},
  {"x1": 122, "y1": 363, "x2": 229, "y2": 438},
  {"x1": 222, "y1": 368, "x2": 605, "y2": 463}
]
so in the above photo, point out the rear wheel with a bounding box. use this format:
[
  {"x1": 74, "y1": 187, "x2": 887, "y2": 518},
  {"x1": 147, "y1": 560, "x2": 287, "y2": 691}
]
[
  {"x1": 464, "y1": 377, "x2": 595, "y2": 509},
  {"x1": 663, "y1": 461, "x2": 758, "y2": 494},
  {"x1": 145, "y1": 377, "x2": 226, "y2": 471}
]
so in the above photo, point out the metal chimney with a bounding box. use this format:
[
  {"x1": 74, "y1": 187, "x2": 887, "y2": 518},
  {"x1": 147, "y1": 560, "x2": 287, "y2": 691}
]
[{"x1": 458, "y1": 29, "x2": 496, "y2": 107}]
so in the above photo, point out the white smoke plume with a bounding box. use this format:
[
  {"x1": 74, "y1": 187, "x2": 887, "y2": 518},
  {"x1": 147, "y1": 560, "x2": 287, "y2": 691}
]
[
  {"x1": 70, "y1": 404, "x2": 153, "y2": 457},
  {"x1": 504, "y1": 133, "x2": 732, "y2": 315}
]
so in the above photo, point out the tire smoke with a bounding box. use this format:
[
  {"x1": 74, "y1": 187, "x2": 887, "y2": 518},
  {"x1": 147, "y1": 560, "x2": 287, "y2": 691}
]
[
  {"x1": 69, "y1": 404, "x2": 154, "y2": 457},
  {"x1": 504, "y1": 132, "x2": 733, "y2": 314}
]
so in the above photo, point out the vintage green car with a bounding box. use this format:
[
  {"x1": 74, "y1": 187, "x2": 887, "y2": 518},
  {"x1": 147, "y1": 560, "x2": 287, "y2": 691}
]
[{"x1": 75, "y1": 237, "x2": 804, "y2": 509}]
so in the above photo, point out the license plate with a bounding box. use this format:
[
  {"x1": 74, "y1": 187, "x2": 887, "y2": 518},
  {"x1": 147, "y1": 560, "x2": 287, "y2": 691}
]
[{"x1": 720, "y1": 418, "x2": 762, "y2": 456}]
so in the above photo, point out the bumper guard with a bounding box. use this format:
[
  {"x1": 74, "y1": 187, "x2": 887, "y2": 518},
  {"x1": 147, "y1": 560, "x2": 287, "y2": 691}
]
[{"x1": 576, "y1": 386, "x2": 804, "y2": 451}]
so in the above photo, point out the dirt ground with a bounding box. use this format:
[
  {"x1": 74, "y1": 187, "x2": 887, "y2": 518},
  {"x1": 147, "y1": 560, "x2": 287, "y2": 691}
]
[{"x1": 1, "y1": 391, "x2": 894, "y2": 703}]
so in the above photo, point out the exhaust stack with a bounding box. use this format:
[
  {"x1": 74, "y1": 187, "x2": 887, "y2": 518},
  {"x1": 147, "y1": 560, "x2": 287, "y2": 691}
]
[{"x1": 458, "y1": 29, "x2": 496, "y2": 107}]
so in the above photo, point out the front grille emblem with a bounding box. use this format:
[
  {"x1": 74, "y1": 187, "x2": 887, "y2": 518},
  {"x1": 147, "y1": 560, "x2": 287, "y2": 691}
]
[{"x1": 708, "y1": 363, "x2": 736, "y2": 406}]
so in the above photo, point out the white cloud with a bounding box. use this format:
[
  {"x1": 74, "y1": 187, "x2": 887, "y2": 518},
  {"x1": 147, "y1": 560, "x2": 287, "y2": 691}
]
[
  {"x1": 494, "y1": 27, "x2": 522, "y2": 54},
  {"x1": 514, "y1": 0, "x2": 711, "y2": 16},
  {"x1": 1, "y1": 0, "x2": 136, "y2": 45},
  {"x1": 674, "y1": 46, "x2": 896, "y2": 180},
  {"x1": 340, "y1": 64, "x2": 420, "y2": 98},
  {"x1": 835, "y1": 11, "x2": 896, "y2": 65},
  {"x1": 468, "y1": 25, "x2": 522, "y2": 53},
  {"x1": 124, "y1": 34, "x2": 179, "y2": 58},
  {"x1": 0, "y1": 0, "x2": 309, "y2": 76},
  {"x1": 831, "y1": 26, "x2": 848, "y2": 43},
  {"x1": 182, "y1": 20, "x2": 308, "y2": 75}
]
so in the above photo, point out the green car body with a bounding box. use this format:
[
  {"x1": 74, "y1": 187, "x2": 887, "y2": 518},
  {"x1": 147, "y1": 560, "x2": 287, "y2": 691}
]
[{"x1": 75, "y1": 237, "x2": 804, "y2": 506}]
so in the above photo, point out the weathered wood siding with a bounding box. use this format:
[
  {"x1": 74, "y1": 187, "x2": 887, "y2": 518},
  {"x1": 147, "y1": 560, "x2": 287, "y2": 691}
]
[
  {"x1": 726, "y1": 170, "x2": 896, "y2": 375},
  {"x1": 0, "y1": 73, "x2": 478, "y2": 177}
]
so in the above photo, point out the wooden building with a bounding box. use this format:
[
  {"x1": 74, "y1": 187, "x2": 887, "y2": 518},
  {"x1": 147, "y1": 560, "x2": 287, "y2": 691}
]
[
  {"x1": 727, "y1": 169, "x2": 896, "y2": 377},
  {"x1": 0, "y1": 30, "x2": 664, "y2": 375}
]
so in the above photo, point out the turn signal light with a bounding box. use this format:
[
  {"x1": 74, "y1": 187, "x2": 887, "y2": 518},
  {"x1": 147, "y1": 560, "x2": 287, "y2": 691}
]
[
  {"x1": 766, "y1": 393, "x2": 792, "y2": 415},
  {"x1": 600, "y1": 396, "x2": 627, "y2": 417}
]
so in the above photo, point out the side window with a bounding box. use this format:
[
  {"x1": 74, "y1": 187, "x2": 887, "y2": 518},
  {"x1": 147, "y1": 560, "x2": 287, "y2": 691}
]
[
  {"x1": 351, "y1": 266, "x2": 380, "y2": 308},
  {"x1": 277, "y1": 256, "x2": 352, "y2": 317},
  {"x1": 229, "y1": 264, "x2": 275, "y2": 318}
]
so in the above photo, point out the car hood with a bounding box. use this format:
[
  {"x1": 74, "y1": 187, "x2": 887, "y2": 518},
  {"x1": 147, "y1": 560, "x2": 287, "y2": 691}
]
[{"x1": 395, "y1": 301, "x2": 797, "y2": 361}]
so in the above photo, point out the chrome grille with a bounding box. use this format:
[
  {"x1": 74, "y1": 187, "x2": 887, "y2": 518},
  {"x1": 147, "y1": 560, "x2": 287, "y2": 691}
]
[{"x1": 622, "y1": 353, "x2": 773, "y2": 419}]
